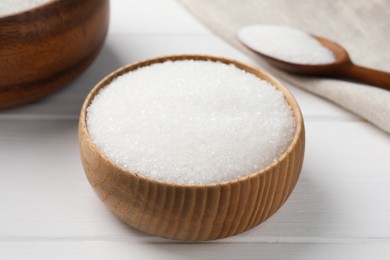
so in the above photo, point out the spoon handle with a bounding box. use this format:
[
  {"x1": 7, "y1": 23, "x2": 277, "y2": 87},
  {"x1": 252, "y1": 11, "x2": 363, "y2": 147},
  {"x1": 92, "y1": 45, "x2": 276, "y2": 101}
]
[{"x1": 341, "y1": 64, "x2": 390, "y2": 91}]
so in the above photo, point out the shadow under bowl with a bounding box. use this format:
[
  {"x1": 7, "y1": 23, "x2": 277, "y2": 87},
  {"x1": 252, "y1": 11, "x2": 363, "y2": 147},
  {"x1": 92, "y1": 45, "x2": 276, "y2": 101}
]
[{"x1": 79, "y1": 54, "x2": 305, "y2": 241}]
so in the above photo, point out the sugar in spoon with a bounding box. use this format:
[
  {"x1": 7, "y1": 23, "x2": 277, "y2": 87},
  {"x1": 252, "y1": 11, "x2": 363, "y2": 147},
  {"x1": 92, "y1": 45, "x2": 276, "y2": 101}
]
[{"x1": 238, "y1": 25, "x2": 390, "y2": 91}]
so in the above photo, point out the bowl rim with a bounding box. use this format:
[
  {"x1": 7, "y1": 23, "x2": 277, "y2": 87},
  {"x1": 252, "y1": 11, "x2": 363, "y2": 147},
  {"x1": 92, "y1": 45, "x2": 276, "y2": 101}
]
[{"x1": 79, "y1": 54, "x2": 304, "y2": 188}]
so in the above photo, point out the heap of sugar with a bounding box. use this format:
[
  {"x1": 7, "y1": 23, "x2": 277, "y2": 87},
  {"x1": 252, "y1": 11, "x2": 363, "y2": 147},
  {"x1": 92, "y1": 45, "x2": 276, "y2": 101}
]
[
  {"x1": 87, "y1": 60, "x2": 296, "y2": 185},
  {"x1": 0, "y1": 0, "x2": 53, "y2": 16},
  {"x1": 238, "y1": 25, "x2": 335, "y2": 64}
]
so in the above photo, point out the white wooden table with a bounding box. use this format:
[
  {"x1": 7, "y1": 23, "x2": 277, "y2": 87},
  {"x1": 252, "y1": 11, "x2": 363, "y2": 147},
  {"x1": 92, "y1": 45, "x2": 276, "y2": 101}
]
[{"x1": 1, "y1": 1, "x2": 390, "y2": 259}]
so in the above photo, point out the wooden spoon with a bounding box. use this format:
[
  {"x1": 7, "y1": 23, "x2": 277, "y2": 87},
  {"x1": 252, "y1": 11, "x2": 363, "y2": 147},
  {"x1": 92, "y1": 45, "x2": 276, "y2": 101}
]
[{"x1": 239, "y1": 35, "x2": 390, "y2": 91}]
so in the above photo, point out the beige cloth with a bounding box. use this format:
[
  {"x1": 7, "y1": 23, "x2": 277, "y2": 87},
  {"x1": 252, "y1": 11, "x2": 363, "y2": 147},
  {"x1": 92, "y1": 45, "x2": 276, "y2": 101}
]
[{"x1": 178, "y1": 0, "x2": 390, "y2": 133}]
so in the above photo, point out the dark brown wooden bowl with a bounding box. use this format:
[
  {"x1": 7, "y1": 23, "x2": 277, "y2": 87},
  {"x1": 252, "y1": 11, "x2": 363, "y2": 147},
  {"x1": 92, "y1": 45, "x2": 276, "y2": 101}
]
[
  {"x1": 79, "y1": 55, "x2": 305, "y2": 241},
  {"x1": 0, "y1": 0, "x2": 109, "y2": 109}
]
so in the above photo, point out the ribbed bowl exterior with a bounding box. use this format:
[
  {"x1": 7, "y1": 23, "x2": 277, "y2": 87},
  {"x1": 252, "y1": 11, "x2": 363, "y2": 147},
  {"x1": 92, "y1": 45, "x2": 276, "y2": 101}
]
[
  {"x1": 0, "y1": 0, "x2": 109, "y2": 108},
  {"x1": 79, "y1": 55, "x2": 305, "y2": 241}
]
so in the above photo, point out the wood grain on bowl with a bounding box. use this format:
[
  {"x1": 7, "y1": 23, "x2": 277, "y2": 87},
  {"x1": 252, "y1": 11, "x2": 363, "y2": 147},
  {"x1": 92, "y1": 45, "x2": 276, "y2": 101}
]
[
  {"x1": 0, "y1": 0, "x2": 109, "y2": 109},
  {"x1": 79, "y1": 55, "x2": 305, "y2": 241}
]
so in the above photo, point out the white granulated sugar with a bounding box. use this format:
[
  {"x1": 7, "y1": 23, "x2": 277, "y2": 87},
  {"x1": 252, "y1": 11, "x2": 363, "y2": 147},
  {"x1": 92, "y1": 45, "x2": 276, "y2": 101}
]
[
  {"x1": 0, "y1": 0, "x2": 53, "y2": 16},
  {"x1": 238, "y1": 25, "x2": 335, "y2": 64},
  {"x1": 87, "y1": 60, "x2": 296, "y2": 185}
]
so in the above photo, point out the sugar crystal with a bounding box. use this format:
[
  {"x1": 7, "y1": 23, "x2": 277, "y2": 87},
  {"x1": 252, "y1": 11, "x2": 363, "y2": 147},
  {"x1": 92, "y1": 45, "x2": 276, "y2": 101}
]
[
  {"x1": 87, "y1": 60, "x2": 296, "y2": 185},
  {"x1": 238, "y1": 25, "x2": 335, "y2": 64}
]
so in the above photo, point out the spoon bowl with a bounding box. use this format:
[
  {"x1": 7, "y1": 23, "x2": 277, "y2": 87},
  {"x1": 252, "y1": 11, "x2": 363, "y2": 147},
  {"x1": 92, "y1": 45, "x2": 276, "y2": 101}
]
[
  {"x1": 239, "y1": 32, "x2": 390, "y2": 91},
  {"x1": 262, "y1": 36, "x2": 349, "y2": 76}
]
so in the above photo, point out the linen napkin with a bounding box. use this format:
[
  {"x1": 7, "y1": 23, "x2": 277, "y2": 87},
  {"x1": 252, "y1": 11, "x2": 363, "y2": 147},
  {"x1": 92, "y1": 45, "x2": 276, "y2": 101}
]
[{"x1": 178, "y1": 0, "x2": 390, "y2": 133}]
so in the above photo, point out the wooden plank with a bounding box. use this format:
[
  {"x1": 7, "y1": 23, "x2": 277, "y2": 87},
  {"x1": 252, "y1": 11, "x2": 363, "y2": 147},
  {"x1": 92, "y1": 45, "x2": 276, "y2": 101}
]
[
  {"x1": 109, "y1": 0, "x2": 209, "y2": 34},
  {"x1": 0, "y1": 120, "x2": 388, "y2": 241},
  {"x1": 1, "y1": 241, "x2": 390, "y2": 260}
]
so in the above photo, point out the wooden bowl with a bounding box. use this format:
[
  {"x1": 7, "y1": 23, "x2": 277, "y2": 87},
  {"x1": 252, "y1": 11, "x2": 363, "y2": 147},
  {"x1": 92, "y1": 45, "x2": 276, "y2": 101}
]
[
  {"x1": 0, "y1": 0, "x2": 109, "y2": 109},
  {"x1": 79, "y1": 55, "x2": 305, "y2": 241}
]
